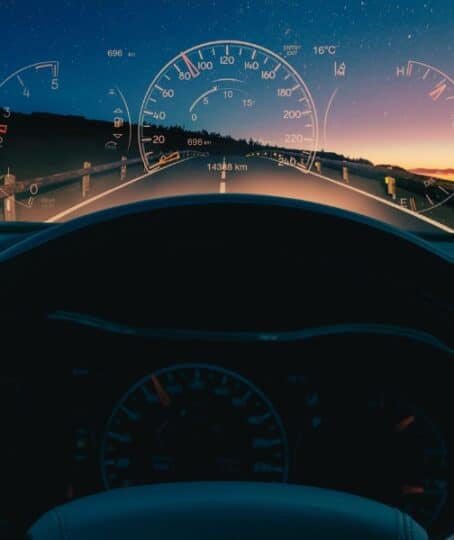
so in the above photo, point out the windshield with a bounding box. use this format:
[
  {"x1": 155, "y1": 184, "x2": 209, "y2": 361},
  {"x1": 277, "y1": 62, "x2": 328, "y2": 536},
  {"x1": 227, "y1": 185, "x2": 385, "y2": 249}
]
[{"x1": 1, "y1": 0, "x2": 453, "y2": 234}]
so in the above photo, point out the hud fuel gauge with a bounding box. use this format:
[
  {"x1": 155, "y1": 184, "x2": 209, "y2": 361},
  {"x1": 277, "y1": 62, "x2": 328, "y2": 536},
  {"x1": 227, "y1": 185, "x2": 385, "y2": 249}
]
[{"x1": 394, "y1": 60, "x2": 454, "y2": 213}]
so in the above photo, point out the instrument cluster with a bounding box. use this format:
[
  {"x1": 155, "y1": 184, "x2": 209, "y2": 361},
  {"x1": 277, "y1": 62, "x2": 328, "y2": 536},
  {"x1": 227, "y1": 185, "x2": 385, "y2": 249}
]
[{"x1": 2, "y1": 328, "x2": 452, "y2": 537}]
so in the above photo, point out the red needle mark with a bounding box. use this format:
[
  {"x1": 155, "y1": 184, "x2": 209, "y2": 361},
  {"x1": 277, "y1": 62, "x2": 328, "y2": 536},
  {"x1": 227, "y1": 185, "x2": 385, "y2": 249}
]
[
  {"x1": 151, "y1": 374, "x2": 172, "y2": 407},
  {"x1": 402, "y1": 485, "x2": 425, "y2": 495},
  {"x1": 181, "y1": 52, "x2": 200, "y2": 78},
  {"x1": 395, "y1": 415, "x2": 416, "y2": 433}
]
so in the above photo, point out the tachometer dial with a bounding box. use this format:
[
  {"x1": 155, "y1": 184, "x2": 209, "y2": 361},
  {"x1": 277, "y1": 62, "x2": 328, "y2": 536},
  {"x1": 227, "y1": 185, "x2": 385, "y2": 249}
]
[
  {"x1": 0, "y1": 61, "x2": 60, "y2": 181},
  {"x1": 296, "y1": 392, "x2": 448, "y2": 528},
  {"x1": 100, "y1": 364, "x2": 288, "y2": 489},
  {"x1": 138, "y1": 40, "x2": 318, "y2": 172},
  {"x1": 378, "y1": 398, "x2": 448, "y2": 527}
]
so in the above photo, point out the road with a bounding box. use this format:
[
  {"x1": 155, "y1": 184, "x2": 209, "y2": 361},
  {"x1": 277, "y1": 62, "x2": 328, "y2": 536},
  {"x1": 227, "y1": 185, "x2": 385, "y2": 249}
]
[{"x1": 24, "y1": 155, "x2": 453, "y2": 234}]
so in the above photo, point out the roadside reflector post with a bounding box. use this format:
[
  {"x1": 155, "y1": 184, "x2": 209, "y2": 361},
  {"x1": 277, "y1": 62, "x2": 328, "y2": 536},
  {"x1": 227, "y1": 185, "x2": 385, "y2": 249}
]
[
  {"x1": 342, "y1": 165, "x2": 349, "y2": 184},
  {"x1": 120, "y1": 156, "x2": 127, "y2": 181},
  {"x1": 385, "y1": 176, "x2": 397, "y2": 200},
  {"x1": 81, "y1": 161, "x2": 91, "y2": 198},
  {"x1": 3, "y1": 169, "x2": 16, "y2": 221},
  {"x1": 315, "y1": 161, "x2": 321, "y2": 174}
]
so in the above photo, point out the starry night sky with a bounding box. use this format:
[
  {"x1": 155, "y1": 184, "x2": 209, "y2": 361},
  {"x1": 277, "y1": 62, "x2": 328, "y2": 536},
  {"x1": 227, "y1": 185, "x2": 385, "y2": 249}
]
[{"x1": 2, "y1": 0, "x2": 454, "y2": 169}]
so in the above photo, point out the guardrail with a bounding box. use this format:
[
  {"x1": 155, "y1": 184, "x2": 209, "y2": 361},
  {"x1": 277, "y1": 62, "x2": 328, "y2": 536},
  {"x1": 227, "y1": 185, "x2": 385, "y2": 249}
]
[
  {"x1": 1, "y1": 150, "x2": 210, "y2": 221},
  {"x1": 0, "y1": 157, "x2": 143, "y2": 200},
  {"x1": 247, "y1": 150, "x2": 454, "y2": 206}
]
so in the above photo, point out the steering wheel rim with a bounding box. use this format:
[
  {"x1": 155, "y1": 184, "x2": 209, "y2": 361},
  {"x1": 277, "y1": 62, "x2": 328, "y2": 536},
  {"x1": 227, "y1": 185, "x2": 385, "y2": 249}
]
[{"x1": 28, "y1": 482, "x2": 427, "y2": 540}]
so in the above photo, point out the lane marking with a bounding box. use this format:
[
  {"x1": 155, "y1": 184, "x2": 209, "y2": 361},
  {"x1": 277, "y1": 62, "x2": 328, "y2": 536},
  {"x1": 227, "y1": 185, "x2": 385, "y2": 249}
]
[
  {"x1": 305, "y1": 168, "x2": 453, "y2": 233},
  {"x1": 308, "y1": 172, "x2": 453, "y2": 233},
  {"x1": 45, "y1": 157, "x2": 196, "y2": 223},
  {"x1": 220, "y1": 155, "x2": 227, "y2": 193},
  {"x1": 253, "y1": 156, "x2": 453, "y2": 233}
]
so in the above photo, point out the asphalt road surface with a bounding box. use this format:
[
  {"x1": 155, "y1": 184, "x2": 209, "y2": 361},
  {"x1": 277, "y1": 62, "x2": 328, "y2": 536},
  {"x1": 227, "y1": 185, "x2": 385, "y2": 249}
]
[{"x1": 36, "y1": 155, "x2": 453, "y2": 234}]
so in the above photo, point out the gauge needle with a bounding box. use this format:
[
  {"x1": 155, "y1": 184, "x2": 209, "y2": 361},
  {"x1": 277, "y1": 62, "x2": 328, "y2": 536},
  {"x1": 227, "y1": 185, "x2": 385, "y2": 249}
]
[
  {"x1": 402, "y1": 485, "x2": 425, "y2": 495},
  {"x1": 181, "y1": 52, "x2": 200, "y2": 78},
  {"x1": 395, "y1": 415, "x2": 416, "y2": 433},
  {"x1": 151, "y1": 374, "x2": 172, "y2": 407}
]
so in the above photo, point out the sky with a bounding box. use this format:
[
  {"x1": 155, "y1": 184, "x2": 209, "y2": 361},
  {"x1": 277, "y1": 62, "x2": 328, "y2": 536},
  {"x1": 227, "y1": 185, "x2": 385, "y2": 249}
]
[{"x1": 1, "y1": 0, "x2": 454, "y2": 170}]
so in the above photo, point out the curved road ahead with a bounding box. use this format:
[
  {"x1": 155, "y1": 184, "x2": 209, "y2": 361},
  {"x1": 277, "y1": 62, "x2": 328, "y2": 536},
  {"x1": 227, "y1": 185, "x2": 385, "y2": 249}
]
[{"x1": 42, "y1": 155, "x2": 452, "y2": 235}]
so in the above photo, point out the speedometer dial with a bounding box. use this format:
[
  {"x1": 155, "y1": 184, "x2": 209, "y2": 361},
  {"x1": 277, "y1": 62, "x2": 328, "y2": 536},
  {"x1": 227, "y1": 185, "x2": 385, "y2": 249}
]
[
  {"x1": 100, "y1": 364, "x2": 288, "y2": 489},
  {"x1": 138, "y1": 40, "x2": 318, "y2": 172}
]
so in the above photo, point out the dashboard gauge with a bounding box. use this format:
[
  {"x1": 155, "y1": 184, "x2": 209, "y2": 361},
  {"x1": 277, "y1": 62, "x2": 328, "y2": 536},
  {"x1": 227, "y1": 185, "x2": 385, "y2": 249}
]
[
  {"x1": 0, "y1": 61, "x2": 60, "y2": 180},
  {"x1": 296, "y1": 392, "x2": 448, "y2": 528},
  {"x1": 394, "y1": 60, "x2": 454, "y2": 213},
  {"x1": 100, "y1": 364, "x2": 288, "y2": 489},
  {"x1": 373, "y1": 397, "x2": 448, "y2": 527},
  {"x1": 138, "y1": 40, "x2": 318, "y2": 172}
]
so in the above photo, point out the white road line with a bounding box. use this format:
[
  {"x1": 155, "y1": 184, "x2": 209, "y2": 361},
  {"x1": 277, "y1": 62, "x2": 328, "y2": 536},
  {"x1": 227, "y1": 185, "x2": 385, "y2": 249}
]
[
  {"x1": 254, "y1": 156, "x2": 453, "y2": 233},
  {"x1": 220, "y1": 156, "x2": 227, "y2": 192},
  {"x1": 45, "y1": 158, "x2": 195, "y2": 223},
  {"x1": 310, "y1": 170, "x2": 453, "y2": 233}
]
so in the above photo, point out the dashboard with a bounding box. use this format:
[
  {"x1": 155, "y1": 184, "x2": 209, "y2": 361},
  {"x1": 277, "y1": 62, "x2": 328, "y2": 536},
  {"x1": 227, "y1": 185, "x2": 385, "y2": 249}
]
[
  {"x1": 1, "y1": 326, "x2": 453, "y2": 538},
  {"x1": 0, "y1": 195, "x2": 452, "y2": 539}
]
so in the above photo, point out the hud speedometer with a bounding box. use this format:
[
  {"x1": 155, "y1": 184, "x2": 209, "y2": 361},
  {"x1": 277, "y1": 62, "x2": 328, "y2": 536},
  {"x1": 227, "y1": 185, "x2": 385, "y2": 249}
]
[{"x1": 138, "y1": 40, "x2": 318, "y2": 173}]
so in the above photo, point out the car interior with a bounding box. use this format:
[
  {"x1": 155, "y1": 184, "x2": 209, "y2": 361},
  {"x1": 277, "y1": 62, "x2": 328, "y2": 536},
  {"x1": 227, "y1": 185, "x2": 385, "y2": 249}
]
[{"x1": 0, "y1": 1, "x2": 453, "y2": 539}]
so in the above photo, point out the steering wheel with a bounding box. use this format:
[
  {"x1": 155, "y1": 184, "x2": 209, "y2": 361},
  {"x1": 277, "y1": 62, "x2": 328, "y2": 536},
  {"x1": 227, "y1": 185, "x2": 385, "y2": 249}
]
[{"x1": 28, "y1": 482, "x2": 427, "y2": 540}]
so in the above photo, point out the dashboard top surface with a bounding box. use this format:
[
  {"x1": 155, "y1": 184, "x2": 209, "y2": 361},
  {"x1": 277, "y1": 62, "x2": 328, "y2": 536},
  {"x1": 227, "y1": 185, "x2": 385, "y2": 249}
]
[{"x1": 0, "y1": 196, "x2": 451, "y2": 344}]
